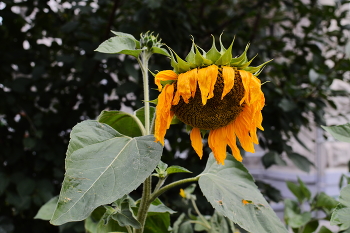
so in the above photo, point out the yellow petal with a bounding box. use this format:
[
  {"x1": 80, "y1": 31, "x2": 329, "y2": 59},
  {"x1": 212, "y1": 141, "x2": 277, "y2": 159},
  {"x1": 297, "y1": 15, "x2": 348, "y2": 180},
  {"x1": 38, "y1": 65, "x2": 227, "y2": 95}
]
[
  {"x1": 155, "y1": 70, "x2": 178, "y2": 91},
  {"x1": 221, "y1": 66, "x2": 235, "y2": 100},
  {"x1": 188, "y1": 68, "x2": 198, "y2": 98},
  {"x1": 176, "y1": 72, "x2": 191, "y2": 103},
  {"x1": 233, "y1": 107, "x2": 255, "y2": 153},
  {"x1": 238, "y1": 70, "x2": 251, "y2": 105},
  {"x1": 190, "y1": 128, "x2": 203, "y2": 159},
  {"x1": 207, "y1": 65, "x2": 218, "y2": 99},
  {"x1": 198, "y1": 65, "x2": 218, "y2": 105},
  {"x1": 226, "y1": 122, "x2": 243, "y2": 162},
  {"x1": 208, "y1": 127, "x2": 228, "y2": 165},
  {"x1": 154, "y1": 84, "x2": 174, "y2": 145}
]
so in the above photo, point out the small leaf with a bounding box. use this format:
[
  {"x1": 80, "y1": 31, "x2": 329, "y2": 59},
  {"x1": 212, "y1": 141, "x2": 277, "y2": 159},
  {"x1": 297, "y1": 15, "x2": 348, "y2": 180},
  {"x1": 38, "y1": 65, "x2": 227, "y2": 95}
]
[
  {"x1": 313, "y1": 192, "x2": 338, "y2": 211},
  {"x1": 144, "y1": 212, "x2": 171, "y2": 233},
  {"x1": 166, "y1": 166, "x2": 192, "y2": 175},
  {"x1": 148, "y1": 198, "x2": 176, "y2": 214},
  {"x1": 97, "y1": 110, "x2": 145, "y2": 137},
  {"x1": 50, "y1": 121, "x2": 162, "y2": 225},
  {"x1": 322, "y1": 123, "x2": 350, "y2": 143},
  {"x1": 286, "y1": 153, "x2": 314, "y2": 173},
  {"x1": 318, "y1": 226, "x2": 333, "y2": 233},
  {"x1": 284, "y1": 199, "x2": 311, "y2": 228},
  {"x1": 198, "y1": 153, "x2": 288, "y2": 233},
  {"x1": 34, "y1": 196, "x2": 58, "y2": 220},
  {"x1": 111, "y1": 197, "x2": 141, "y2": 229},
  {"x1": 331, "y1": 185, "x2": 350, "y2": 230},
  {"x1": 262, "y1": 151, "x2": 287, "y2": 168},
  {"x1": 286, "y1": 181, "x2": 304, "y2": 203},
  {"x1": 95, "y1": 36, "x2": 144, "y2": 57},
  {"x1": 297, "y1": 177, "x2": 311, "y2": 201}
]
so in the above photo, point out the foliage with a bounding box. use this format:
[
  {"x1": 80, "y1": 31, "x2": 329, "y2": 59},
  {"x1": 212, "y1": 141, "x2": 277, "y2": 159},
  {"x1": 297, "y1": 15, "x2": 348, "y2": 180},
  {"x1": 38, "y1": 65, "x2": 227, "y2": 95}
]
[{"x1": 1, "y1": 0, "x2": 350, "y2": 232}]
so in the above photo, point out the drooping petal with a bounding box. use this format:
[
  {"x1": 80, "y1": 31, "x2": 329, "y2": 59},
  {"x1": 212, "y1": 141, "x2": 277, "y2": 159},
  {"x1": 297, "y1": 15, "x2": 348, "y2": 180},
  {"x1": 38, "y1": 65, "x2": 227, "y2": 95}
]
[
  {"x1": 206, "y1": 65, "x2": 218, "y2": 99},
  {"x1": 208, "y1": 127, "x2": 228, "y2": 165},
  {"x1": 226, "y1": 122, "x2": 243, "y2": 162},
  {"x1": 198, "y1": 65, "x2": 218, "y2": 105},
  {"x1": 155, "y1": 70, "x2": 178, "y2": 91},
  {"x1": 154, "y1": 84, "x2": 175, "y2": 145},
  {"x1": 190, "y1": 128, "x2": 203, "y2": 159},
  {"x1": 176, "y1": 72, "x2": 191, "y2": 103},
  {"x1": 233, "y1": 107, "x2": 255, "y2": 153},
  {"x1": 188, "y1": 68, "x2": 198, "y2": 98},
  {"x1": 221, "y1": 66, "x2": 235, "y2": 99},
  {"x1": 238, "y1": 70, "x2": 251, "y2": 105}
]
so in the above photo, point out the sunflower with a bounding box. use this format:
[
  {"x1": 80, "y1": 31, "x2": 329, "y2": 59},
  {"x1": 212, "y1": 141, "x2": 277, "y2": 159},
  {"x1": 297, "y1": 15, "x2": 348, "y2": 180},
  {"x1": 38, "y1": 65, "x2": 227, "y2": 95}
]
[{"x1": 154, "y1": 36, "x2": 271, "y2": 164}]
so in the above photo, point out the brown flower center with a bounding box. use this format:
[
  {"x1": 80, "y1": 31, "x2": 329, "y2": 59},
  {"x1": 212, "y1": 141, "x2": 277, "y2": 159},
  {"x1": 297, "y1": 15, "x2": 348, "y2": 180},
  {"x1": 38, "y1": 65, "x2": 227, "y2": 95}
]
[{"x1": 172, "y1": 68, "x2": 245, "y2": 130}]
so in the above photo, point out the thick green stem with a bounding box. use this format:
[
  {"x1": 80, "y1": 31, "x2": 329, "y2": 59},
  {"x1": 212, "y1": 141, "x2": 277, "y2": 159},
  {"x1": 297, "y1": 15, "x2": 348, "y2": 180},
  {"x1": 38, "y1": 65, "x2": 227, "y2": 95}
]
[
  {"x1": 138, "y1": 52, "x2": 152, "y2": 135},
  {"x1": 135, "y1": 177, "x2": 152, "y2": 233},
  {"x1": 149, "y1": 177, "x2": 199, "y2": 204},
  {"x1": 135, "y1": 51, "x2": 153, "y2": 233}
]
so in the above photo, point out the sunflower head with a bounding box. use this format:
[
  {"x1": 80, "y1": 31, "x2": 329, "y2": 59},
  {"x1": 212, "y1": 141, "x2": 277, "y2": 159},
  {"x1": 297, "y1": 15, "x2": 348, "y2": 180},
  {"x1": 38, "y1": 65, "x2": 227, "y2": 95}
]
[{"x1": 154, "y1": 35, "x2": 271, "y2": 165}]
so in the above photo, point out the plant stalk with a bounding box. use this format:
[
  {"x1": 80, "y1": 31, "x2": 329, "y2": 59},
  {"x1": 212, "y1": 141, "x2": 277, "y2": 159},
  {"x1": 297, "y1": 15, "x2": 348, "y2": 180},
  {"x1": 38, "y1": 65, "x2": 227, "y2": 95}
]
[
  {"x1": 149, "y1": 177, "x2": 199, "y2": 204},
  {"x1": 135, "y1": 176, "x2": 152, "y2": 233}
]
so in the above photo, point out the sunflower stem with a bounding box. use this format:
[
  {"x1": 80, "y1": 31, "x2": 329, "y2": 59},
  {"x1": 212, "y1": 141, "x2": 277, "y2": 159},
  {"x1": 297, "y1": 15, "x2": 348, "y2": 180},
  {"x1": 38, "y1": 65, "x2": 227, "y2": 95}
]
[
  {"x1": 137, "y1": 51, "x2": 152, "y2": 135},
  {"x1": 135, "y1": 50, "x2": 153, "y2": 233},
  {"x1": 149, "y1": 177, "x2": 199, "y2": 204}
]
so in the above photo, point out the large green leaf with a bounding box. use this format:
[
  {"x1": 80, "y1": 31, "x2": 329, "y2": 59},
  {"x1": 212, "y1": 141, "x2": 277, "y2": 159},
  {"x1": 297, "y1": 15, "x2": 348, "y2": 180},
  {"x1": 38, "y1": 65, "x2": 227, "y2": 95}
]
[
  {"x1": 198, "y1": 153, "x2": 288, "y2": 233},
  {"x1": 331, "y1": 185, "x2": 350, "y2": 230},
  {"x1": 97, "y1": 110, "x2": 145, "y2": 137},
  {"x1": 50, "y1": 120, "x2": 162, "y2": 225},
  {"x1": 322, "y1": 123, "x2": 350, "y2": 143}
]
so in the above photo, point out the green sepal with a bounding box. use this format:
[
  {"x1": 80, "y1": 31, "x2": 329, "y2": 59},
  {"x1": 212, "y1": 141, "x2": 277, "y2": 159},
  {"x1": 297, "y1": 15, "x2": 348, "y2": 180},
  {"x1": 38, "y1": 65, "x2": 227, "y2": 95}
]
[
  {"x1": 168, "y1": 48, "x2": 180, "y2": 73},
  {"x1": 206, "y1": 35, "x2": 221, "y2": 62},
  {"x1": 185, "y1": 42, "x2": 196, "y2": 64},
  {"x1": 239, "y1": 54, "x2": 258, "y2": 69},
  {"x1": 160, "y1": 80, "x2": 175, "y2": 86},
  {"x1": 175, "y1": 52, "x2": 191, "y2": 73},
  {"x1": 151, "y1": 47, "x2": 170, "y2": 57},
  {"x1": 215, "y1": 38, "x2": 234, "y2": 66},
  {"x1": 219, "y1": 33, "x2": 227, "y2": 54},
  {"x1": 230, "y1": 43, "x2": 250, "y2": 66},
  {"x1": 171, "y1": 115, "x2": 182, "y2": 125},
  {"x1": 148, "y1": 98, "x2": 158, "y2": 105},
  {"x1": 243, "y1": 59, "x2": 273, "y2": 75}
]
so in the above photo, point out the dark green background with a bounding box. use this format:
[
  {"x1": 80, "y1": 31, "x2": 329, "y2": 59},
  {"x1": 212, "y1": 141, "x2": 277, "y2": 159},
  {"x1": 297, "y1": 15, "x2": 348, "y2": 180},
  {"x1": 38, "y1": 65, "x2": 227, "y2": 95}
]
[{"x1": 1, "y1": 0, "x2": 350, "y2": 232}]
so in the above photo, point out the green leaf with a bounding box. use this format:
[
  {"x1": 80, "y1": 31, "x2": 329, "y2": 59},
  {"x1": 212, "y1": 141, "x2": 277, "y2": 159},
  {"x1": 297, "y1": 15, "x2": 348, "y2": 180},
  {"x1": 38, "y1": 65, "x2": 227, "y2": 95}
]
[
  {"x1": 50, "y1": 120, "x2": 162, "y2": 225},
  {"x1": 302, "y1": 220, "x2": 319, "y2": 233},
  {"x1": 262, "y1": 151, "x2": 287, "y2": 168},
  {"x1": 313, "y1": 192, "x2": 338, "y2": 211},
  {"x1": 286, "y1": 153, "x2": 314, "y2": 173},
  {"x1": 331, "y1": 185, "x2": 350, "y2": 230},
  {"x1": 97, "y1": 110, "x2": 145, "y2": 137},
  {"x1": 198, "y1": 153, "x2": 288, "y2": 233},
  {"x1": 318, "y1": 226, "x2": 333, "y2": 233},
  {"x1": 286, "y1": 181, "x2": 303, "y2": 203},
  {"x1": 322, "y1": 123, "x2": 350, "y2": 143},
  {"x1": 110, "y1": 31, "x2": 140, "y2": 49},
  {"x1": 166, "y1": 166, "x2": 192, "y2": 175},
  {"x1": 298, "y1": 177, "x2": 311, "y2": 201},
  {"x1": 208, "y1": 210, "x2": 236, "y2": 233},
  {"x1": 284, "y1": 199, "x2": 311, "y2": 228},
  {"x1": 95, "y1": 36, "x2": 144, "y2": 57},
  {"x1": 144, "y1": 212, "x2": 171, "y2": 233},
  {"x1": 110, "y1": 195, "x2": 141, "y2": 229},
  {"x1": 34, "y1": 196, "x2": 58, "y2": 220},
  {"x1": 148, "y1": 198, "x2": 176, "y2": 214}
]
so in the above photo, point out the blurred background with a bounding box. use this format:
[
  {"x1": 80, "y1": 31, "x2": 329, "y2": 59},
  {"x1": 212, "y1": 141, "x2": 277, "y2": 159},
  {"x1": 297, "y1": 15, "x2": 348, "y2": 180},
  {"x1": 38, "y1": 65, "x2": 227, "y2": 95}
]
[{"x1": 1, "y1": 0, "x2": 350, "y2": 232}]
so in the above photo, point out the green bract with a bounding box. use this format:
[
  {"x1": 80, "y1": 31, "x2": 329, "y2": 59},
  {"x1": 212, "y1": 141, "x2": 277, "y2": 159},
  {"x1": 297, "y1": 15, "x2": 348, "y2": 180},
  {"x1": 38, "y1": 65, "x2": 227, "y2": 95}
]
[{"x1": 169, "y1": 35, "x2": 272, "y2": 75}]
